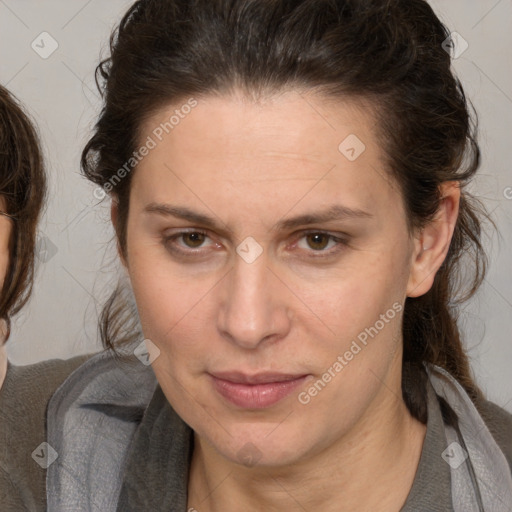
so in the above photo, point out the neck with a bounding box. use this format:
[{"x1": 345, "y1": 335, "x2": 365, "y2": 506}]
[
  {"x1": 188, "y1": 364, "x2": 427, "y2": 512},
  {"x1": 0, "y1": 343, "x2": 7, "y2": 391}
]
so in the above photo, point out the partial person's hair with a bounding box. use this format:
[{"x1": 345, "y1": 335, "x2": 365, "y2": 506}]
[
  {"x1": 82, "y1": 0, "x2": 491, "y2": 422},
  {"x1": 0, "y1": 85, "x2": 46, "y2": 340}
]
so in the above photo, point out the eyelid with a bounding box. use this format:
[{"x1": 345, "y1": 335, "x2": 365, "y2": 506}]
[
  {"x1": 163, "y1": 228, "x2": 349, "y2": 257},
  {"x1": 163, "y1": 229, "x2": 216, "y2": 251},
  {"x1": 288, "y1": 230, "x2": 349, "y2": 255}
]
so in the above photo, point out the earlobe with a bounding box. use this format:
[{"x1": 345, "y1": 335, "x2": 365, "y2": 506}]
[{"x1": 406, "y1": 182, "x2": 460, "y2": 298}]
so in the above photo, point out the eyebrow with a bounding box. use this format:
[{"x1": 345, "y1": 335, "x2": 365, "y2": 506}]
[{"x1": 144, "y1": 203, "x2": 373, "y2": 232}]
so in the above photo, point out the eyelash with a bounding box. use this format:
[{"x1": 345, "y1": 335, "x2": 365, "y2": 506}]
[{"x1": 162, "y1": 229, "x2": 349, "y2": 258}]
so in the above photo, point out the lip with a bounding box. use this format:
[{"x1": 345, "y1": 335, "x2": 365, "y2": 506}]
[{"x1": 209, "y1": 372, "x2": 309, "y2": 409}]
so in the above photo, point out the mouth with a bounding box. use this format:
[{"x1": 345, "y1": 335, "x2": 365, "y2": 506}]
[{"x1": 209, "y1": 371, "x2": 310, "y2": 409}]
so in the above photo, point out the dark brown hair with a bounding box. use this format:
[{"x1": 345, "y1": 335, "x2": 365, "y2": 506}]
[
  {"x1": 82, "y1": 0, "x2": 491, "y2": 421},
  {"x1": 0, "y1": 85, "x2": 46, "y2": 341}
]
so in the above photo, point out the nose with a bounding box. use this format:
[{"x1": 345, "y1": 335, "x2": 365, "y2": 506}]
[{"x1": 217, "y1": 251, "x2": 291, "y2": 350}]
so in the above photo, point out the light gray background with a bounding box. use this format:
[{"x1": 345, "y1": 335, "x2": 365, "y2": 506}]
[{"x1": 0, "y1": 1, "x2": 511, "y2": 412}]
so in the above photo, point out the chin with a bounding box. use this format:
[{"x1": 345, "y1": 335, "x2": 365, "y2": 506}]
[{"x1": 202, "y1": 421, "x2": 315, "y2": 469}]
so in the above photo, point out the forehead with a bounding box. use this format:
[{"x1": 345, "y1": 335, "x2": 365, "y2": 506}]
[
  {"x1": 133, "y1": 90, "x2": 401, "y2": 223},
  {"x1": 142, "y1": 90, "x2": 376, "y2": 160}
]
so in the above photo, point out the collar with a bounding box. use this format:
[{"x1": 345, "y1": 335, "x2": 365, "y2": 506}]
[
  {"x1": 46, "y1": 351, "x2": 158, "y2": 511},
  {"x1": 400, "y1": 377, "x2": 452, "y2": 510}
]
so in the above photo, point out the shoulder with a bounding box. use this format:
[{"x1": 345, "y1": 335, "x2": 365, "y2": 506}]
[
  {"x1": 0, "y1": 352, "x2": 95, "y2": 431},
  {"x1": 1, "y1": 354, "x2": 94, "y2": 410},
  {"x1": 478, "y1": 398, "x2": 512, "y2": 473},
  {"x1": 0, "y1": 353, "x2": 96, "y2": 511},
  {"x1": 46, "y1": 350, "x2": 158, "y2": 510}
]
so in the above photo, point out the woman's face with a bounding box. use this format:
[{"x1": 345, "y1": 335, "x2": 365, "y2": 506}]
[
  {"x1": 123, "y1": 90, "x2": 422, "y2": 467},
  {"x1": 0, "y1": 195, "x2": 12, "y2": 387},
  {"x1": 0, "y1": 196, "x2": 12, "y2": 291}
]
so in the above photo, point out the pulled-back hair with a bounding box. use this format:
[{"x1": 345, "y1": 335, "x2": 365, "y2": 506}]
[
  {"x1": 82, "y1": 0, "x2": 490, "y2": 421},
  {"x1": 0, "y1": 85, "x2": 46, "y2": 341}
]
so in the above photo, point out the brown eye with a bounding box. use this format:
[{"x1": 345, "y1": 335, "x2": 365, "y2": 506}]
[
  {"x1": 294, "y1": 231, "x2": 348, "y2": 258},
  {"x1": 182, "y1": 232, "x2": 207, "y2": 248},
  {"x1": 305, "y1": 233, "x2": 331, "y2": 251},
  {"x1": 162, "y1": 229, "x2": 218, "y2": 257}
]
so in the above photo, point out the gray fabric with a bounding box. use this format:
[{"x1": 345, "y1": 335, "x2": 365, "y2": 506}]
[
  {"x1": 115, "y1": 386, "x2": 192, "y2": 511},
  {"x1": 46, "y1": 351, "x2": 157, "y2": 512},
  {"x1": 400, "y1": 377, "x2": 452, "y2": 511},
  {"x1": 427, "y1": 365, "x2": 512, "y2": 511},
  {"x1": 0, "y1": 355, "x2": 91, "y2": 512},
  {"x1": 478, "y1": 400, "x2": 512, "y2": 476},
  {"x1": 46, "y1": 351, "x2": 512, "y2": 511}
]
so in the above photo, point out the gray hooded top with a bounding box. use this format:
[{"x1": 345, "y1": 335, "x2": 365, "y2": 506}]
[{"x1": 41, "y1": 350, "x2": 512, "y2": 511}]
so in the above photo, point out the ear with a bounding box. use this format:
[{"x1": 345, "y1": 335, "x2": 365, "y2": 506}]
[
  {"x1": 111, "y1": 198, "x2": 128, "y2": 268},
  {"x1": 406, "y1": 181, "x2": 460, "y2": 298}
]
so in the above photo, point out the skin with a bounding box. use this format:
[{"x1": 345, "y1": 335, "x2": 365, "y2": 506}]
[
  {"x1": 117, "y1": 89, "x2": 460, "y2": 511},
  {"x1": 0, "y1": 195, "x2": 13, "y2": 390}
]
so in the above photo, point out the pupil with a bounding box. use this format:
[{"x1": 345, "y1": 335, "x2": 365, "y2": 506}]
[
  {"x1": 186, "y1": 233, "x2": 204, "y2": 247},
  {"x1": 309, "y1": 234, "x2": 327, "y2": 250}
]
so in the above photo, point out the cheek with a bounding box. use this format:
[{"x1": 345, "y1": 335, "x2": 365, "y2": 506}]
[
  {"x1": 294, "y1": 250, "x2": 408, "y2": 337},
  {"x1": 129, "y1": 264, "x2": 190, "y2": 338},
  {"x1": 0, "y1": 221, "x2": 12, "y2": 287},
  {"x1": 127, "y1": 249, "x2": 219, "y2": 368}
]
